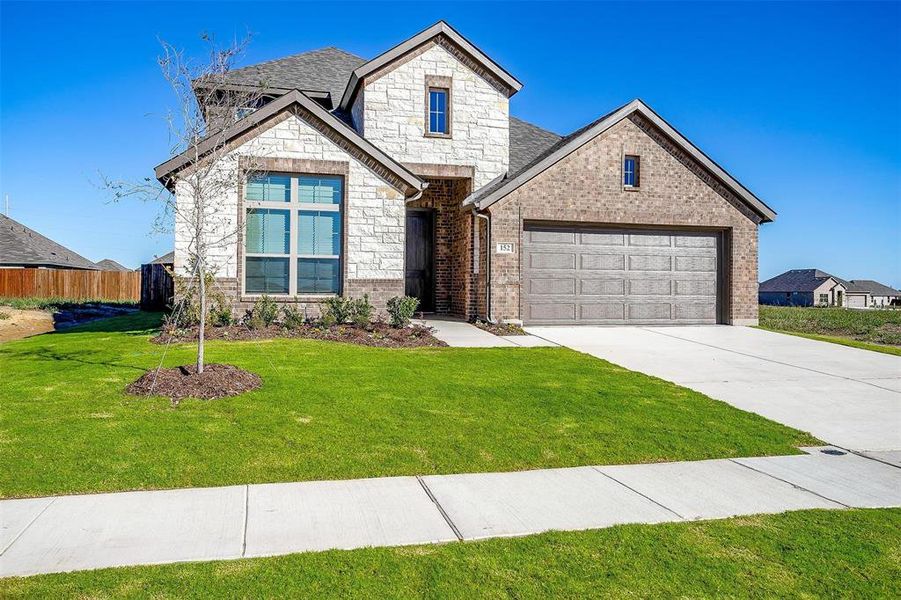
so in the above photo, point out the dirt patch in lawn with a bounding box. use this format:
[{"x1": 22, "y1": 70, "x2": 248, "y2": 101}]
[
  {"x1": 153, "y1": 322, "x2": 446, "y2": 348},
  {"x1": 126, "y1": 364, "x2": 262, "y2": 400},
  {"x1": 0, "y1": 308, "x2": 55, "y2": 343}
]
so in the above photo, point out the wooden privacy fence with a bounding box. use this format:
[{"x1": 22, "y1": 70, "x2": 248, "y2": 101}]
[
  {"x1": 0, "y1": 268, "x2": 140, "y2": 302},
  {"x1": 140, "y1": 263, "x2": 174, "y2": 310}
]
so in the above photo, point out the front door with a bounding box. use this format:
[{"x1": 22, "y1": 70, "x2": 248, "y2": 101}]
[{"x1": 405, "y1": 209, "x2": 435, "y2": 312}]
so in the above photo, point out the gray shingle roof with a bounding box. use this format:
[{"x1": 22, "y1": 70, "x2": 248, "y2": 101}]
[
  {"x1": 96, "y1": 259, "x2": 130, "y2": 271},
  {"x1": 150, "y1": 251, "x2": 174, "y2": 265},
  {"x1": 216, "y1": 47, "x2": 366, "y2": 107},
  {"x1": 848, "y1": 279, "x2": 901, "y2": 296},
  {"x1": 509, "y1": 116, "x2": 562, "y2": 174},
  {"x1": 759, "y1": 269, "x2": 841, "y2": 293},
  {"x1": 0, "y1": 214, "x2": 99, "y2": 270}
]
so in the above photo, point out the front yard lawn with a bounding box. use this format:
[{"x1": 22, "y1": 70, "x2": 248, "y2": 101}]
[
  {"x1": 2, "y1": 509, "x2": 897, "y2": 598},
  {"x1": 0, "y1": 312, "x2": 818, "y2": 498},
  {"x1": 759, "y1": 305, "x2": 901, "y2": 356}
]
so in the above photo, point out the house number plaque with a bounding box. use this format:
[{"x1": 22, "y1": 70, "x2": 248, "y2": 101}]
[{"x1": 496, "y1": 242, "x2": 514, "y2": 254}]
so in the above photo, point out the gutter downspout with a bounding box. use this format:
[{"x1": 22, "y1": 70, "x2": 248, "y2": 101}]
[{"x1": 474, "y1": 209, "x2": 491, "y2": 322}]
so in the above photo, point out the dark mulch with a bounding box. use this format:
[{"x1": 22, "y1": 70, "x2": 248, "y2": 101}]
[
  {"x1": 472, "y1": 319, "x2": 527, "y2": 336},
  {"x1": 126, "y1": 363, "x2": 262, "y2": 400},
  {"x1": 153, "y1": 322, "x2": 446, "y2": 348}
]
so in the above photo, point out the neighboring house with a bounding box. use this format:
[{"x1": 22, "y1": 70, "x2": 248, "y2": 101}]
[
  {"x1": 96, "y1": 259, "x2": 130, "y2": 271},
  {"x1": 845, "y1": 280, "x2": 901, "y2": 308},
  {"x1": 759, "y1": 269, "x2": 846, "y2": 307},
  {"x1": 0, "y1": 214, "x2": 99, "y2": 270},
  {"x1": 149, "y1": 251, "x2": 175, "y2": 267},
  {"x1": 155, "y1": 21, "x2": 776, "y2": 326}
]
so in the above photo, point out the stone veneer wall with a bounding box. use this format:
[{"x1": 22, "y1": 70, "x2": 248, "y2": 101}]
[
  {"x1": 486, "y1": 116, "x2": 762, "y2": 326},
  {"x1": 357, "y1": 42, "x2": 509, "y2": 190},
  {"x1": 173, "y1": 111, "x2": 407, "y2": 314}
]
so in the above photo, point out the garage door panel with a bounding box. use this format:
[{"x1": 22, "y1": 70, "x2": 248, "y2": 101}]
[
  {"x1": 528, "y1": 302, "x2": 576, "y2": 322},
  {"x1": 628, "y1": 234, "x2": 671, "y2": 247},
  {"x1": 581, "y1": 279, "x2": 625, "y2": 296},
  {"x1": 675, "y1": 280, "x2": 716, "y2": 296},
  {"x1": 580, "y1": 232, "x2": 624, "y2": 246},
  {"x1": 675, "y1": 255, "x2": 716, "y2": 272},
  {"x1": 628, "y1": 279, "x2": 672, "y2": 295},
  {"x1": 529, "y1": 252, "x2": 576, "y2": 270},
  {"x1": 629, "y1": 254, "x2": 672, "y2": 271},
  {"x1": 580, "y1": 303, "x2": 625, "y2": 320},
  {"x1": 580, "y1": 254, "x2": 625, "y2": 271},
  {"x1": 529, "y1": 277, "x2": 575, "y2": 296},
  {"x1": 528, "y1": 230, "x2": 576, "y2": 245},
  {"x1": 675, "y1": 303, "x2": 717, "y2": 320},
  {"x1": 628, "y1": 303, "x2": 673, "y2": 320},
  {"x1": 523, "y1": 225, "x2": 720, "y2": 325}
]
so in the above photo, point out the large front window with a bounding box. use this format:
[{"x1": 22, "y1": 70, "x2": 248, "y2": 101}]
[{"x1": 244, "y1": 174, "x2": 342, "y2": 295}]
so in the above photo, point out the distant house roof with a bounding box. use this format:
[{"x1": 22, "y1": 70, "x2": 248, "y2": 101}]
[
  {"x1": 0, "y1": 214, "x2": 99, "y2": 270},
  {"x1": 96, "y1": 259, "x2": 130, "y2": 271},
  {"x1": 847, "y1": 279, "x2": 901, "y2": 296},
  {"x1": 150, "y1": 251, "x2": 174, "y2": 265},
  {"x1": 759, "y1": 269, "x2": 844, "y2": 293}
]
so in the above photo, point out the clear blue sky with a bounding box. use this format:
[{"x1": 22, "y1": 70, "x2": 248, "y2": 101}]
[{"x1": 2, "y1": 1, "x2": 899, "y2": 285}]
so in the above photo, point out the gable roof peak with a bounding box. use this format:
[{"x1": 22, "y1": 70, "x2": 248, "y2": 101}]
[{"x1": 338, "y1": 20, "x2": 522, "y2": 111}]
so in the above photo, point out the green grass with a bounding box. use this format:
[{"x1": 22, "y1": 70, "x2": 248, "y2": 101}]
[
  {"x1": 759, "y1": 305, "x2": 901, "y2": 355},
  {"x1": 0, "y1": 297, "x2": 138, "y2": 311},
  {"x1": 0, "y1": 312, "x2": 818, "y2": 498},
  {"x1": 2, "y1": 509, "x2": 898, "y2": 598}
]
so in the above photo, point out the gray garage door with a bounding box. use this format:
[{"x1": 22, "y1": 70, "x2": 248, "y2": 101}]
[{"x1": 522, "y1": 225, "x2": 721, "y2": 325}]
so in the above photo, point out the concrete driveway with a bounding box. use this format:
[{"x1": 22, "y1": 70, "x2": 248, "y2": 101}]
[{"x1": 526, "y1": 326, "x2": 901, "y2": 452}]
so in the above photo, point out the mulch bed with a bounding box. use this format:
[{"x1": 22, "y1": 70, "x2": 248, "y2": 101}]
[
  {"x1": 472, "y1": 319, "x2": 527, "y2": 336},
  {"x1": 126, "y1": 364, "x2": 262, "y2": 400},
  {"x1": 153, "y1": 322, "x2": 446, "y2": 348}
]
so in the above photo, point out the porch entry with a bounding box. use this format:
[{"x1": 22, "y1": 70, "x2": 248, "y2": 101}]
[{"x1": 405, "y1": 208, "x2": 435, "y2": 312}]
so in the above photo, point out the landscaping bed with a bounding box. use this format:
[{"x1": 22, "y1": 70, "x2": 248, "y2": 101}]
[
  {"x1": 472, "y1": 319, "x2": 527, "y2": 336},
  {"x1": 153, "y1": 321, "x2": 445, "y2": 348},
  {"x1": 126, "y1": 364, "x2": 262, "y2": 400}
]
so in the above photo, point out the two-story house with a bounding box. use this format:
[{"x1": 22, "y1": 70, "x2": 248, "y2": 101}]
[{"x1": 155, "y1": 21, "x2": 776, "y2": 326}]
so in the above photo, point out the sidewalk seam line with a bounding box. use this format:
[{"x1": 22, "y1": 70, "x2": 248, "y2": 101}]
[
  {"x1": 638, "y1": 327, "x2": 900, "y2": 394},
  {"x1": 416, "y1": 476, "x2": 463, "y2": 541},
  {"x1": 592, "y1": 467, "x2": 686, "y2": 520},
  {"x1": 728, "y1": 459, "x2": 851, "y2": 508},
  {"x1": 847, "y1": 450, "x2": 901, "y2": 470},
  {"x1": 241, "y1": 484, "x2": 249, "y2": 557},
  {"x1": 0, "y1": 497, "x2": 57, "y2": 556}
]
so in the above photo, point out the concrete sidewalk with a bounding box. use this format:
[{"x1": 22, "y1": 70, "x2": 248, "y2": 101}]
[
  {"x1": 419, "y1": 317, "x2": 556, "y2": 348},
  {"x1": 2, "y1": 447, "x2": 898, "y2": 578}
]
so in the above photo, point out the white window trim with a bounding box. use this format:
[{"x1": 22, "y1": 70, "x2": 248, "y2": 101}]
[{"x1": 242, "y1": 174, "x2": 343, "y2": 298}]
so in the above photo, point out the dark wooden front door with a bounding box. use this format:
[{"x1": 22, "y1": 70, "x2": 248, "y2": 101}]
[{"x1": 405, "y1": 209, "x2": 435, "y2": 312}]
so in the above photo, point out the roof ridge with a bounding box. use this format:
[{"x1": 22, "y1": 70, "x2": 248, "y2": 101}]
[
  {"x1": 509, "y1": 115, "x2": 562, "y2": 139},
  {"x1": 229, "y1": 46, "x2": 366, "y2": 75}
]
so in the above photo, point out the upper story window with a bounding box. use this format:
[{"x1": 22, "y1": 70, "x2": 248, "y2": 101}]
[
  {"x1": 623, "y1": 155, "x2": 640, "y2": 188},
  {"x1": 244, "y1": 174, "x2": 342, "y2": 296},
  {"x1": 427, "y1": 87, "x2": 450, "y2": 135}
]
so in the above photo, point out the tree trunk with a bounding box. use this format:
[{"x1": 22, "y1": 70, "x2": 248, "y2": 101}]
[{"x1": 197, "y1": 266, "x2": 206, "y2": 375}]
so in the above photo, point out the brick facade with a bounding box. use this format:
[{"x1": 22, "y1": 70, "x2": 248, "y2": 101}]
[{"x1": 485, "y1": 116, "x2": 762, "y2": 326}]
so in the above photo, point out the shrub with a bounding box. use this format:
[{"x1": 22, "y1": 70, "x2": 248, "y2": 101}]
[
  {"x1": 350, "y1": 294, "x2": 374, "y2": 327},
  {"x1": 282, "y1": 305, "x2": 306, "y2": 330},
  {"x1": 321, "y1": 295, "x2": 374, "y2": 326},
  {"x1": 386, "y1": 295, "x2": 419, "y2": 328},
  {"x1": 0, "y1": 310, "x2": 10, "y2": 320},
  {"x1": 169, "y1": 273, "x2": 232, "y2": 328},
  {"x1": 246, "y1": 295, "x2": 279, "y2": 329}
]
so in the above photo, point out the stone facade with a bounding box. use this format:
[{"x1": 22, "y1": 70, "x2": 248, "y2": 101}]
[
  {"x1": 485, "y1": 116, "x2": 762, "y2": 326},
  {"x1": 354, "y1": 41, "x2": 509, "y2": 190},
  {"x1": 174, "y1": 111, "x2": 407, "y2": 313}
]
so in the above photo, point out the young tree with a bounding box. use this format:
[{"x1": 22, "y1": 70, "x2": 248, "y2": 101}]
[{"x1": 108, "y1": 34, "x2": 269, "y2": 374}]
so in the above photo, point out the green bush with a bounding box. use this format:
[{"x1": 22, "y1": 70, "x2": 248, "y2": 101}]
[
  {"x1": 320, "y1": 295, "x2": 374, "y2": 326},
  {"x1": 0, "y1": 310, "x2": 10, "y2": 320},
  {"x1": 246, "y1": 295, "x2": 279, "y2": 329},
  {"x1": 386, "y1": 296, "x2": 419, "y2": 328},
  {"x1": 0, "y1": 297, "x2": 138, "y2": 311},
  {"x1": 282, "y1": 305, "x2": 306, "y2": 330},
  {"x1": 170, "y1": 274, "x2": 232, "y2": 327}
]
